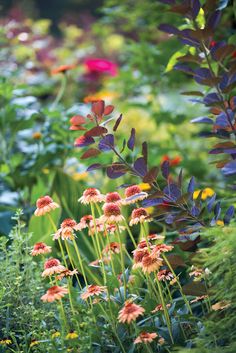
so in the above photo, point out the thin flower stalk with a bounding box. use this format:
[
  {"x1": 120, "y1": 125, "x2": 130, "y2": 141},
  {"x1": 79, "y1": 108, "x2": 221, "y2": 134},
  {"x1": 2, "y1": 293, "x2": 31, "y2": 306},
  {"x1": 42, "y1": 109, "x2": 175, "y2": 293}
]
[
  {"x1": 115, "y1": 225, "x2": 127, "y2": 300},
  {"x1": 64, "y1": 240, "x2": 82, "y2": 290}
]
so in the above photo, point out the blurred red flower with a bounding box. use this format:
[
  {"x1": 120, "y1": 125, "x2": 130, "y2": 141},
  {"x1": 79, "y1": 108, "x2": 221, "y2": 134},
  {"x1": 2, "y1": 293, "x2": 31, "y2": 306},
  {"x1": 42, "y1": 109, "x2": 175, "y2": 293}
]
[{"x1": 84, "y1": 58, "x2": 118, "y2": 77}]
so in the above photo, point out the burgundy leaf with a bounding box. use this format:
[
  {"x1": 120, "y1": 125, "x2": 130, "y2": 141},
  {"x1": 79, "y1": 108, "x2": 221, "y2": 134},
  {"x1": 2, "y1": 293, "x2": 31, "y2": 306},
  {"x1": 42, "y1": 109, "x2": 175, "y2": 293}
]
[
  {"x1": 133, "y1": 157, "x2": 148, "y2": 177},
  {"x1": 87, "y1": 163, "x2": 103, "y2": 171},
  {"x1": 142, "y1": 142, "x2": 148, "y2": 164},
  {"x1": 107, "y1": 163, "x2": 127, "y2": 179},
  {"x1": 81, "y1": 148, "x2": 101, "y2": 159},
  {"x1": 92, "y1": 100, "x2": 105, "y2": 116},
  {"x1": 85, "y1": 126, "x2": 108, "y2": 137},
  {"x1": 113, "y1": 114, "x2": 123, "y2": 131},
  {"x1": 143, "y1": 166, "x2": 159, "y2": 183},
  {"x1": 104, "y1": 105, "x2": 114, "y2": 115},
  {"x1": 74, "y1": 135, "x2": 95, "y2": 147},
  {"x1": 161, "y1": 160, "x2": 170, "y2": 179},
  {"x1": 70, "y1": 115, "x2": 86, "y2": 125}
]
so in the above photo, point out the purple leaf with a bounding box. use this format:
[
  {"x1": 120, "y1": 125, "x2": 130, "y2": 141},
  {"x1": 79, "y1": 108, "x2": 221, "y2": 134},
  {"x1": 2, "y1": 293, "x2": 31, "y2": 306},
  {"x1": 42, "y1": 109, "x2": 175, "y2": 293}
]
[
  {"x1": 163, "y1": 183, "x2": 181, "y2": 201},
  {"x1": 194, "y1": 68, "x2": 212, "y2": 84},
  {"x1": 190, "y1": 0, "x2": 201, "y2": 19},
  {"x1": 127, "y1": 128, "x2": 136, "y2": 151},
  {"x1": 191, "y1": 117, "x2": 213, "y2": 124},
  {"x1": 187, "y1": 177, "x2": 195, "y2": 194},
  {"x1": 133, "y1": 157, "x2": 148, "y2": 177},
  {"x1": 214, "y1": 201, "x2": 221, "y2": 219},
  {"x1": 191, "y1": 206, "x2": 200, "y2": 217},
  {"x1": 207, "y1": 193, "x2": 216, "y2": 212},
  {"x1": 161, "y1": 160, "x2": 170, "y2": 179},
  {"x1": 142, "y1": 198, "x2": 164, "y2": 207},
  {"x1": 87, "y1": 163, "x2": 103, "y2": 171},
  {"x1": 158, "y1": 23, "x2": 180, "y2": 35},
  {"x1": 174, "y1": 64, "x2": 194, "y2": 74},
  {"x1": 179, "y1": 29, "x2": 200, "y2": 47},
  {"x1": 223, "y1": 205, "x2": 235, "y2": 225},
  {"x1": 142, "y1": 142, "x2": 148, "y2": 164},
  {"x1": 98, "y1": 134, "x2": 114, "y2": 152},
  {"x1": 207, "y1": 10, "x2": 221, "y2": 29},
  {"x1": 107, "y1": 163, "x2": 126, "y2": 179},
  {"x1": 222, "y1": 160, "x2": 236, "y2": 176},
  {"x1": 203, "y1": 93, "x2": 222, "y2": 105}
]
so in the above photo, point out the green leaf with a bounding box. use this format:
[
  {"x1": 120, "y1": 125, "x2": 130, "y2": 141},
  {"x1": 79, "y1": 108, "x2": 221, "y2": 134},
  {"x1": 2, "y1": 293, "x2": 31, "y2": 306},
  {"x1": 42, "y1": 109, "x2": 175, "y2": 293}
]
[{"x1": 165, "y1": 47, "x2": 189, "y2": 72}]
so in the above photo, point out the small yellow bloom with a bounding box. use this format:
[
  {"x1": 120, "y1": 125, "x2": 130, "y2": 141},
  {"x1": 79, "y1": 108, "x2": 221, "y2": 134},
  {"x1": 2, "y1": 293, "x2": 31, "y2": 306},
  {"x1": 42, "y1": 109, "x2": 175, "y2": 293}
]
[
  {"x1": 51, "y1": 331, "x2": 61, "y2": 338},
  {"x1": 66, "y1": 332, "x2": 78, "y2": 340},
  {"x1": 146, "y1": 207, "x2": 154, "y2": 214},
  {"x1": 139, "y1": 183, "x2": 151, "y2": 191},
  {"x1": 42, "y1": 168, "x2": 50, "y2": 174},
  {"x1": 32, "y1": 132, "x2": 42, "y2": 140},
  {"x1": 0, "y1": 339, "x2": 12, "y2": 345},
  {"x1": 72, "y1": 172, "x2": 88, "y2": 181},
  {"x1": 193, "y1": 188, "x2": 214, "y2": 201},
  {"x1": 216, "y1": 220, "x2": 224, "y2": 227},
  {"x1": 30, "y1": 340, "x2": 39, "y2": 347}
]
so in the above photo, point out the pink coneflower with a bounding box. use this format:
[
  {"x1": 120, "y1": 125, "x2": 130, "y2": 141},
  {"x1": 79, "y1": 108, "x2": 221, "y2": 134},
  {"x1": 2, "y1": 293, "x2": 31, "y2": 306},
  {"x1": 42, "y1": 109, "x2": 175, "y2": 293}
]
[
  {"x1": 105, "y1": 224, "x2": 125, "y2": 235},
  {"x1": 132, "y1": 248, "x2": 149, "y2": 269},
  {"x1": 81, "y1": 285, "x2": 107, "y2": 300},
  {"x1": 56, "y1": 269, "x2": 78, "y2": 281},
  {"x1": 151, "y1": 303, "x2": 171, "y2": 313},
  {"x1": 122, "y1": 185, "x2": 148, "y2": 205},
  {"x1": 118, "y1": 301, "x2": 145, "y2": 324},
  {"x1": 78, "y1": 188, "x2": 105, "y2": 204},
  {"x1": 53, "y1": 218, "x2": 79, "y2": 241},
  {"x1": 157, "y1": 269, "x2": 174, "y2": 281},
  {"x1": 88, "y1": 219, "x2": 104, "y2": 235},
  {"x1": 84, "y1": 58, "x2": 118, "y2": 77},
  {"x1": 77, "y1": 215, "x2": 93, "y2": 230},
  {"x1": 103, "y1": 242, "x2": 121, "y2": 255},
  {"x1": 105, "y1": 192, "x2": 122, "y2": 205},
  {"x1": 41, "y1": 286, "x2": 68, "y2": 302},
  {"x1": 100, "y1": 203, "x2": 124, "y2": 224},
  {"x1": 152, "y1": 244, "x2": 173, "y2": 256},
  {"x1": 148, "y1": 234, "x2": 165, "y2": 241},
  {"x1": 42, "y1": 258, "x2": 66, "y2": 277},
  {"x1": 129, "y1": 208, "x2": 152, "y2": 226},
  {"x1": 31, "y1": 242, "x2": 52, "y2": 256},
  {"x1": 141, "y1": 254, "x2": 163, "y2": 274},
  {"x1": 134, "y1": 332, "x2": 158, "y2": 344},
  {"x1": 137, "y1": 239, "x2": 152, "y2": 249},
  {"x1": 34, "y1": 196, "x2": 59, "y2": 216}
]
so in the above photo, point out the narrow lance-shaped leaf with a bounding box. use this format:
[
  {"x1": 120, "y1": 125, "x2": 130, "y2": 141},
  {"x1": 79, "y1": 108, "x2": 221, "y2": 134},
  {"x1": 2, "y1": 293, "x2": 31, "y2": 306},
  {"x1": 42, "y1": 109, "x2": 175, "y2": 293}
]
[{"x1": 127, "y1": 128, "x2": 136, "y2": 151}]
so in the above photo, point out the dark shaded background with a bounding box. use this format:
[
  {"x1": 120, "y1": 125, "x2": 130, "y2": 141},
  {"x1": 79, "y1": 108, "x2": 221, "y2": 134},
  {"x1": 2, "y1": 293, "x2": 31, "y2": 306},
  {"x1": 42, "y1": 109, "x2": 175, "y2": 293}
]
[{"x1": 0, "y1": 0, "x2": 104, "y2": 34}]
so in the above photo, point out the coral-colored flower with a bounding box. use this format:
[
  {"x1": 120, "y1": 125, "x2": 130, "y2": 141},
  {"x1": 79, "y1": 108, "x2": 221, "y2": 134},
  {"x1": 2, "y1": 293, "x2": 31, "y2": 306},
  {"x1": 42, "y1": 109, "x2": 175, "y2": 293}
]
[
  {"x1": 151, "y1": 244, "x2": 173, "y2": 256},
  {"x1": 129, "y1": 208, "x2": 152, "y2": 226},
  {"x1": 105, "y1": 192, "x2": 122, "y2": 205},
  {"x1": 118, "y1": 301, "x2": 145, "y2": 324},
  {"x1": 41, "y1": 286, "x2": 68, "y2": 302},
  {"x1": 100, "y1": 203, "x2": 124, "y2": 224},
  {"x1": 190, "y1": 295, "x2": 208, "y2": 303},
  {"x1": 77, "y1": 215, "x2": 93, "y2": 230},
  {"x1": 148, "y1": 234, "x2": 165, "y2": 241},
  {"x1": 53, "y1": 218, "x2": 79, "y2": 240},
  {"x1": 157, "y1": 269, "x2": 174, "y2": 281},
  {"x1": 103, "y1": 242, "x2": 121, "y2": 255},
  {"x1": 134, "y1": 332, "x2": 158, "y2": 344},
  {"x1": 141, "y1": 254, "x2": 163, "y2": 274},
  {"x1": 42, "y1": 258, "x2": 66, "y2": 277},
  {"x1": 123, "y1": 185, "x2": 148, "y2": 205},
  {"x1": 132, "y1": 248, "x2": 149, "y2": 269},
  {"x1": 104, "y1": 223, "x2": 125, "y2": 234},
  {"x1": 31, "y1": 242, "x2": 52, "y2": 256},
  {"x1": 81, "y1": 285, "x2": 107, "y2": 300},
  {"x1": 84, "y1": 58, "x2": 118, "y2": 77},
  {"x1": 51, "y1": 64, "x2": 75, "y2": 75},
  {"x1": 78, "y1": 188, "x2": 105, "y2": 204},
  {"x1": 161, "y1": 155, "x2": 182, "y2": 166},
  {"x1": 88, "y1": 219, "x2": 105, "y2": 235},
  {"x1": 34, "y1": 195, "x2": 59, "y2": 216},
  {"x1": 151, "y1": 303, "x2": 171, "y2": 313},
  {"x1": 56, "y1": 269, "x2": 78, "y2": 281},
  {"x1": 32, "y1": 131, "x2": 42, "y2": 140}
]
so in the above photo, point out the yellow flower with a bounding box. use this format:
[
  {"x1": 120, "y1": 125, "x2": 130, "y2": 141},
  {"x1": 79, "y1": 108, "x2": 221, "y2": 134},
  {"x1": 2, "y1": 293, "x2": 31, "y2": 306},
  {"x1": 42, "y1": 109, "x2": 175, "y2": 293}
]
[
  {"x1": 72, "y1": 172, "x2": 88, "y2": 181},
  {"x1": 32, "y1": 132, "x2": 42, "y2": 140},
  {"x1": 139, "y1": 183, "x2": 151, "y2": 191},
  {"x1": 146, "y1": 207, "x2": 154, "y2": 214},
  {"x1": 216, "y1": 220, "x2": 224, "y2": 227},
  {"x1": 66, "y1": 332, "x2": 78, "y2": 340},
  {"x1": 42, "y1": 168, "x2": 50, "y2": 174},
  {"x1": 30, "y1": 340, "x2": 39, "y2": 347},
  {"x1": 193, "y1": 188, "x2": 214, "y2": 200},
  {"x1": 51, "y1": 331, "x2": 61, "y2": 338},
  {"x1": 0, "y1": 339, "x2": 12, "y2": 345}
]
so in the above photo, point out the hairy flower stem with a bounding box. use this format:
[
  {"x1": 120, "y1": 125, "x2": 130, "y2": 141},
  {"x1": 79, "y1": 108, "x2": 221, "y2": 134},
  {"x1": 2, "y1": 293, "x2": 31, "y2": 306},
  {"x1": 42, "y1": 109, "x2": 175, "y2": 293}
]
[
  {"x1": 90, "y1": 203, "x2": 107, "y2": 286},
  {"x1": 116, "y1": 224, "x2": 128, "y2": 300},
  {"x1": 162, "y1": 254, "x2": 192, "y2": 314},
  {"x1": 88, "y1": 226, "x2": 100, "y2": 259},
  {"x1": 123, "y1": 219, "x2": 137, "y2": 247},
  {"x1": 64, "y1": 240, "x2": 82, "y2": 290},
  {"x1": 51, "y1": 73, "x2": 67, "y2": 109},
  {"x1": 72, "y1": 238, "x2": 88, "y2": 287}
]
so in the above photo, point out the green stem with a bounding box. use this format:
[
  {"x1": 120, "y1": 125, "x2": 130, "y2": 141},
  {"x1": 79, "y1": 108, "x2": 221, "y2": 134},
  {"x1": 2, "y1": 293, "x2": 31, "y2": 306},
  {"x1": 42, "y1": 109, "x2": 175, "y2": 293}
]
[
  {"x1": 51, "y1": 73, "x2": 67, "y2": 109},
  {"x1": 116, "y1": 225, "x2": 127, "y2": 300}
]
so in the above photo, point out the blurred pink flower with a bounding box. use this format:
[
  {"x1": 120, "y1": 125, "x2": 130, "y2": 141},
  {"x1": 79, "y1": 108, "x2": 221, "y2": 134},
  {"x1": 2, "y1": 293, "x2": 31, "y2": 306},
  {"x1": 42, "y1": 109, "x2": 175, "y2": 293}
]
[{"x1": 84, "y1": 58, "x2": 118, "y2": 77}]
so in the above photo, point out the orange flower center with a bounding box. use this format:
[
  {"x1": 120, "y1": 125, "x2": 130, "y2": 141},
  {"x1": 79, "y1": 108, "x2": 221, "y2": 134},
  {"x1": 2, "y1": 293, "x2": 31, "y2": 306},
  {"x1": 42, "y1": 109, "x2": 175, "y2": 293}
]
[
  {"x1": 132, "y1": 208, "x2": 147, "y2": 218},
  {"x1": 103, "y1": 203, "x2": 121, "y2": 217},
  {"x1": 34, "y1": 242, "x2": 47, "y2": 250},
  {"x1": 61, "y1": 218, "x2": 77, "y2": 228},
  {"x1": 45, "y1": 259, "x2": 60, "y2": 269},
  {"x1": 84, "y1": 188, "x2": 100, "y2": 197},
  {"x1": 105, "y1": 192, "x2": 121, "y2": 203}
]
